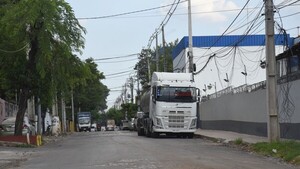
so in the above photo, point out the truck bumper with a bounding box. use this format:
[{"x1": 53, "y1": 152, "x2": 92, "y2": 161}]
[{"x1": 153, "y1": 128, "x2": 196, "y2": 133}]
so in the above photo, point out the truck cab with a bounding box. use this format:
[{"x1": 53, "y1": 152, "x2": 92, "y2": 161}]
[{"x1": 138, "y1": 72, "x2": 199, "y2": 138}]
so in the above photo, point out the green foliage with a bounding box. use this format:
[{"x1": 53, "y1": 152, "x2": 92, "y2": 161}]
[
  {"x1": 234, "y1": 138, "x2": 243, "y2": 145},
  {"x1": 72, "y1": 58, "x2": 109, "y2": 113},
  {"x1": 120, "y1": 103, "x2": 138, "y2": 119},
  {"x1": 105, "y1": 108, "x2": 123, "y2": 125},
  {"x1": 0, "y1": 0, "x2": 102, "y2": 135},
  {"x1": 252, "y1": 141, "x2": 300, "y2": 163},
  {"x1": 135, "y1": 40, "x2": 178, "y2": 90},
  {"x1": 104, "y1": 104, "x2": 137, "y2": 126}
]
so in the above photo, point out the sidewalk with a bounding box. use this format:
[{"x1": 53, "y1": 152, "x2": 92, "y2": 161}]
[{"x1": 195, "y1": 129, "x2": 268, "y2": 144}]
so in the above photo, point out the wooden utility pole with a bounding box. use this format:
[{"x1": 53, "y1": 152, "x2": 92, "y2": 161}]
[{"x1": 265, "y1": 0, "x2": 280, "y2": 142}]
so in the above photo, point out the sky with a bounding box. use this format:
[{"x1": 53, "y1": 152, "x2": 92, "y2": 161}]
[{"x1": 65, "y1": 0, "x2": 300, "y2": 109}]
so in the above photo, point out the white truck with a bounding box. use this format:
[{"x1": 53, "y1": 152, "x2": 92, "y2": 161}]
[
  {"x1": 77, "y1": 112, "x2": 91, "y2": 132},
  {"x1": 106, "y1": 119, "x2": 115, "y2": 131},
  {"x1": 137, "y1": 72, "x2": 199, "y2": 138}
]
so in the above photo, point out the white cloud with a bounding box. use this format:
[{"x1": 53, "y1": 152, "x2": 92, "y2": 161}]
[
  {"x1": 192, "y1": 0, "x2": 238, "y2": 22},
  {"x1": 163, "y1": 0, "x2": 239, "y2": 23}
]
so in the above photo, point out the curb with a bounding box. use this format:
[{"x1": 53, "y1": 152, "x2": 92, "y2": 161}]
[
  {"x1": 194, "y1": 133, "x2": 226, "y2": 143},
  {"x1": 0, "y1": 141, "x2": 27, "y2": 147}
]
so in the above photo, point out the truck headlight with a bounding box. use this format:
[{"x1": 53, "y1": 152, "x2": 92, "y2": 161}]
[
  {"x1": 156, "y1": 117, "x2": 162, "y2": 126},
  {"x1": 190, "y1": 119, "x2": 197, "y2": 128}
]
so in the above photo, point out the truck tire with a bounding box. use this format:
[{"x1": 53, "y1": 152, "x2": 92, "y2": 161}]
[
  {"x1": 145, "y1": 127, "x2": 151, "y2": 137},
  {"x1": 151, "y1": 131, "x2": 159, "y2": 138},
  {"x1": 187, "y1": 133, "x2": 194, "y2": 139},
  {"x1": 137, "y1": 128, "x2": 144, "y2": 136}
]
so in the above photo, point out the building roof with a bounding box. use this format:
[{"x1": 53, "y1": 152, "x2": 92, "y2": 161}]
[{"x1": 172, "y1": 34, "x2": 293, "y2": 60}]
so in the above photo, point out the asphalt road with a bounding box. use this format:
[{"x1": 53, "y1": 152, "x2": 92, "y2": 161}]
[{"x1": 7, "y1": 130, "x2": 297, "y2": 169}]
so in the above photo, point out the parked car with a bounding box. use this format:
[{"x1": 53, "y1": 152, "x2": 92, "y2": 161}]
[
  {"x1": 91, "y1": 123, "x2": 97, "y2": 132},
  {"x1": 129, "y1": 118, "x2": 135, "y2": 130},
  {"x1": 96, "y1": 122, "x2": 101, "y2": 131},
  {"x1": 0, "y1": 116, "x2": 35, "y2": 136},
  {"x1": 120, "y1": 120, "x2": 130, "y2": 130}
]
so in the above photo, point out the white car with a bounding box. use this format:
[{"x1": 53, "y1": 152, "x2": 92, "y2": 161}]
[
  {"x1": 90, "y1": 123, "x2": 97, "y2": 132},
  {"x1": 0, "y1": 116, "x2": 35, "y2": 136}
]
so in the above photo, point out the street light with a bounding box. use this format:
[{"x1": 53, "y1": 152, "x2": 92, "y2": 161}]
[
  {"x1": 202, "y1": 84, "x2": 207, "y2": 96},
  {"x1": 241, "y1": 65, "x2": 247, "y2": 85},
  {"x1": 224, "y1": 73, "x2": 229, "y2": 87},
  {"x1": 207, "y1": 82, "x2": 217, "y2": 93}
]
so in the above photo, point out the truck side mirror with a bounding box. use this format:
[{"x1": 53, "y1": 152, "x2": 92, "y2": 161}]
[
  {"x1": 196, "y1": 88, "x2": 201, "y2": 102},
  {"x1": 152, "y1": 94, "x2": 156, "y2": 103}
]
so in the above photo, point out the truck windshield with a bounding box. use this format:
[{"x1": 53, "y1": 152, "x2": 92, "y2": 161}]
[
  {"x1": 78, "y1": 117, "x2": 90, "y2": 124},
  {"x1": 156, "y1": 86, "x2": 197, "y2": 102}
]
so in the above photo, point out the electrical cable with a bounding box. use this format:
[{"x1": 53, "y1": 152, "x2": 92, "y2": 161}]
[
  {"x1": 77, "y1": 0, "x2": 187, "y2": 20},
  {"x1": 94, "y1": 58, "x2": 138, "y2": 63},
  {"x1": 278, "y1": 0, "x2": 300, "y2": 9},
  {"x1": 0, "y1": 44, "x2": 28, "y2": 53},
  {"x1": 104, "y1": 70, "x2": 133, "y2": 77},
  {"x1": 93, "y1": 53, "x2": 138, "y2": 61},
  {"x1": 146, "y1": 0, "x2": 181, "y2": 49},
  {"x1": 193, "y1": 0, "x2": 251, "y2": 75}
]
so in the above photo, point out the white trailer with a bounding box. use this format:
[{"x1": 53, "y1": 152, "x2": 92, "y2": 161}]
[{"x1": 137, "y1": 72, "x2": 199, "y2": 138}]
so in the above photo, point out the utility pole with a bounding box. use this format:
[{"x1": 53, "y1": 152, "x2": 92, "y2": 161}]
[
  {"x1": 61, "y1": 97, "x2": 66, "y2": 134},
  {"x1": 146, "y1": 50, "x2": 151, "y2": 83},
  {"x1": 188, "y1": 0, "x2": 194, "y2": 76},
  {"x1": 156, "y1": 34, "x2": 159, "y2": 72},
  {"x1": 265, "y1": 0, "x2": 280, "y2": 142},
  {"x1": 71, "y1": 90, "x2": 74, "y2": 132},
  {"x1": 162, "y1": 25, "x2": 167, "y2": 72},
  {"x1": 136, "y1": 66, "x2": 141, "y2": 112},
  {"x1": 37, "y1": 97, "x2": 42, "y2": 135},
  {"x1": 130, "y1": 77, "x2": 134, "y2": 103}
]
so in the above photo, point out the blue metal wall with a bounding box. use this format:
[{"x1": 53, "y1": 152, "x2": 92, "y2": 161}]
[{"x1": 172, "y1": 34, "x2": 293, "y2": 60}]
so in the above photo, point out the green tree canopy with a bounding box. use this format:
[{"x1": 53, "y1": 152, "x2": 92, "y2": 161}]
[
  {"x1": 135, "y1": 40, "x2": 178, "y2": 91},
  {"x1": 0, "y1": 0, "x2": 86, "y2": 135}
]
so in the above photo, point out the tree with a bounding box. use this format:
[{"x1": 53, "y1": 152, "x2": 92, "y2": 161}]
[
  {"x1": 135, "y1": 40, "x2": 178, "y2": 91},
  {"x1": 0, "y1": 0, "x2": 86, "y2": 135},
  {"x1": 105, "y1": 108, "x2": 123, "y2": 126},
  {"x1": 120, "y1": 103, "x2": 137, "y2": 120},
  {"x1": 72, "y1": 58, "x2": 109, "y2": 114}
]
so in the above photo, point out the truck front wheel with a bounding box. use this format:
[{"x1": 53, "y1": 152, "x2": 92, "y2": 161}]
[{"x1": 137, "y1": 128, "x2": 144, "y2": 136}]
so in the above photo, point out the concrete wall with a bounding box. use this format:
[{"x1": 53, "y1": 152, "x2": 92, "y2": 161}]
[{"x1": 199, "y1": 79, "x2": 300, "y2": 140}]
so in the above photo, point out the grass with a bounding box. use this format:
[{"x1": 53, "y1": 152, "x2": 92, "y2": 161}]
[
  {"x1": 251, "y1": 140, "x2": 300, "y2": 165},
  {"x1": 15, "y1": 143, "x2": 35, "y2": 148},
  {"x1": 234, "y1": 138, "x2": 243, "y2": 145}
]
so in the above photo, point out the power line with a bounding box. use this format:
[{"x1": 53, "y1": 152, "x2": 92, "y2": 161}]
[
  {"x1": 93, "y1": 53, "x2": 138, "y2": 61},
  {"x1": 76, "y1": 0, "x2": 187, "y2": 20},
  {"x1": 147, "y1": 0, "x2": 182, "y2": 49},
  {"x1": 0, "y1": 44, "x2": 28, "y2": 53},
  {"x1": 193, "y1": 0, "x2": 251, "y2": 75},
  {"x1": 104, "y1": 70, "x2": 133, "y2": 77},
  {"x1": 278, "y1": 0, "x2": 300, "y2": 9},
  {"x1": 94, "y1": 58, "x2": 138, "y2": 63}
]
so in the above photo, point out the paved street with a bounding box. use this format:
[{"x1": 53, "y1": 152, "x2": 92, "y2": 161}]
[{"x1": 4, "y1": 131, "x2": 297, "y2": 169}]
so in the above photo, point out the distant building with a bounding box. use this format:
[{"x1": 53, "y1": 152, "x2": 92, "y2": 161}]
[
  {"x1": 277, "y1": 36, "x2": 300, "y2": 82},
  {"x1": 172, "y1": 34, "x2": 293, "y2": 95},
  {"x1": 0, "y1": 98, "x2": 18, "y2": 124}
]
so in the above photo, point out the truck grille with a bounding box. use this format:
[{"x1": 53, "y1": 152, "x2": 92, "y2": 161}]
[
  {"x1": 168, "y1": 110, "x2": 184, "y2": 114},
  {"x1": 168, "y1": 116, "x2": 184, "y2": 128}
]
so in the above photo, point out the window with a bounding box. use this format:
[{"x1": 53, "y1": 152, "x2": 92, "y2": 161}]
[{"x1": 156, "y1": 86, "x2": 197, "y2": 102}]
